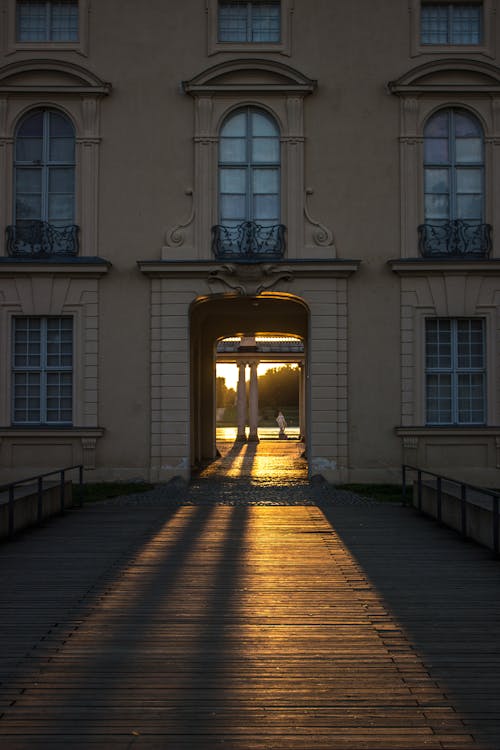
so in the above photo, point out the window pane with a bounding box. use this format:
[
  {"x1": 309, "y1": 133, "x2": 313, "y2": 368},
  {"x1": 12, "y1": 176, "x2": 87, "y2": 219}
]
[
  {"x1": 16, "y1": 168, "x2": 42, "y2": 194},
  {"x1": 455, "y1": 138, "x2": 482, "y2": 163},
  {"x1": 251, "y1": 2, "x2": 280, "y2": 42},
  {"x1": 421, "y1": 5, "x2": 448, "y2": 43},
  {"x1": 48, "y1": 195, "x2": 74, "y2": 224},
  {"x1": 456, "y1": 168, "x2": 482, "y2": 194},
  {"x1": 426, "y1": 319, "x2": 451, "y2": 369},
  {"x1": 13, "y1": 318, "x2": 41, "y2": 368},
  {"x1": 424, "y1": 112, "x2": 449, "y2": 138},
  {"x1": 457, "y1": 320, "x2": 484, "y2": 368},
  {"x1": 13, "y1": 372, "x2": 40, "y2": 423},
  {"x1": 251, "y1": 137, "x2": 280, "y2": 163},
  {"x1": 424, "y1": 169, "x2": 449, "y2": 194},
  {"x1": 16, "y1": 137, "x2": 43, "y2": 162},
  {"x1": 16, "y1": 195, "x2": 42, "y2": 220},
  {"x1": 424, "y1": 138, "x2": 449, "y2": 164},
  {"x1": 253, "y1": 194, "x2": 279, "y2": 221},
  {"x1": 426, "y1": 374, "x2": 452, "y2": 423},
  {"x1": 252, "y1": 111, "x2": 279, "y2": 137},
  {"x1": 46, "y1": 372, "x2": 72, "y2": 422},
  {"x1": 220, "y1": 169, "x2": 247, "y2": 193},
  {"x1": 425, "y1": 194, "x2": 449, "y2": 220},
  {"x1": 221, "y1": 111, "x2": 247, "y2": 138},
  {"x1": 220, "y1": 194, "x2": 246, "y2": 221},
  {"x1": 458, "y1": 373, "x2": 485, "y2": 423},
  {"x1": 48, "y1": 167, "x2": 74, "y2": 193},
  {"x1": 218, "y1": 2, "x2": 248, "y2": 41},
  {"x1": 49, "y1": 137, "x2": 75, "y2": 162},
  {"x1": 456, "y1": 194, "x2": 482, "y2": 220},
  {"x1": 49, "y1": 112, "x2": 75, "y2": 138},
  {"x1": 451, "y1": 4, "x2": 481, "y2": 44},
  {"x1": 50, "y1": 0, "x2": 79, "y2": 41},
  {"x1": 17, "y1": 111, "x2": 44, "y2": 138},
  {"x1": 454, "y1": 111, "x2": 482, "y2": 138},
  {"x1": 220, "y1": 137, "x2": 247, "y2": 163},
  {"x1": 17, "y1": 1, "x2": 47, "y2": 41},
  {"x1": 252, "y1": 168, "x2": 279, "y2": 194}
]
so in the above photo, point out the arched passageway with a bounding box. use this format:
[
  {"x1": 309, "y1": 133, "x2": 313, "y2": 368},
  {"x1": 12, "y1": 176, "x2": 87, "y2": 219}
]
[{"x1": 190, "y1": 293, "x2": 309, "y2": 473}]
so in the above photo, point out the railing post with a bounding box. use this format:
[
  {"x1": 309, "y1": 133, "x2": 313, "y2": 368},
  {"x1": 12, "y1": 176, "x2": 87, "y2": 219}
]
[
  {"x1": 60, "y1": 470, "x2": 65, "y2": 515},
  {"x1": 37, "y1": 475, "x2": 43, "y2": 525},
  {"x1": 8, "y1": 485, "x2": 14, "y2": 538},
  {"x1": 436, "y1": 476, "x2": 442, "y2": 524},
  {"x1": 417, "y1": 469, "x2": 422, "y2": 511},
  {"x1": 492, "y1": 495, "x2": 499, "y2": 556},
  {"x1": 78, "y1": 465, "x2": 84, "y2": 508},
  {"x1": 461, "y1": 484, "x2": 467, "y2": 538}
]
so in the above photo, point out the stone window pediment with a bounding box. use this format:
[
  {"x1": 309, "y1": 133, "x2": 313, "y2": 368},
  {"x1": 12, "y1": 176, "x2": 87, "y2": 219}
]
[{"x1": 164, "y1": 60, "x2": 336, "y2": 263}]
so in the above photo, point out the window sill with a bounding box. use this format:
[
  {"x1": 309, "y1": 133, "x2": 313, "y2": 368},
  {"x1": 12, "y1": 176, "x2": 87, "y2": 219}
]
[
  {"x1": 0, "y1": 427, "x2": 104, "y2": 437},
  {"x1": 396, "y1": 426, "x2": 500, "y2": 436}
]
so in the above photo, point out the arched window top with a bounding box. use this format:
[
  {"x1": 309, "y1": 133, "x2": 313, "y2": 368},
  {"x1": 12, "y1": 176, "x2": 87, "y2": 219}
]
[
  {"x1": 220, "y1": 107, "x2": 280, "y2": 165},
  {"x1": 424, "y1": 107, "x2": 483, "y2": 142},
  {"x1": 16, "y1": 108, "x2": 75, "y2": 162}
]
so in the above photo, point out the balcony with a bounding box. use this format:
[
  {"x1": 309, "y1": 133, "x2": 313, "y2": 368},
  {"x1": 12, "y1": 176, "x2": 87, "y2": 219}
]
[
  {"x1": 418, "y1": 220, "x2": 492, "y2": 258},
  {"x1": 6, "y1": 222, "x2": 79, "y2": 258},
  {"x1": 211, "y1": 221, "x2": 285, "y2": 261}
]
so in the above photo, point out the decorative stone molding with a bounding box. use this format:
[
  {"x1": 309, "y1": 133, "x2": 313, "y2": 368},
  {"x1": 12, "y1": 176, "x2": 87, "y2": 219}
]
[
  {"x1": 402, "y1": 436, "x2": 419, "y2": 451},
  {"x1": 207, "y1": 263, "x2": 294, "y2": 296},
  {"x1": 304, "y1": 188, "x2": 335, "y2": 251},
  {"x1": 163, "y1": 189, "x2": 195, "y2": 257}
]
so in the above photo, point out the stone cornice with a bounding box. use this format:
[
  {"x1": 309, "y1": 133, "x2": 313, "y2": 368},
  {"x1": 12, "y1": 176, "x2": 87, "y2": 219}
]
[
  {"x1": 0, "y1": 257, "x2": 111, "y2": 276},
  {"x1": 389, "y1": 258, "x2": 500, "y2": 275},
  {"x1": 396, "y1": 426, "x2": 500, "y2": 436},
  {"x1": 137, "y1": 259, "x2": 361, "y2": 278}
]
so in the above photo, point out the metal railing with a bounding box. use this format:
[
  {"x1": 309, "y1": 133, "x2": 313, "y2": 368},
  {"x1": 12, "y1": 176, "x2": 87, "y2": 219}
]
[
  {"x1": 0, "y1": 464, "x2": 83, "y2": 539},
  {"x1": 6, "y1": 221, "x2": 79, "y2": 257},
  {"x1": 402, "y1": 464, "x2": 499, "y2": 555},
  {"x1": 211, "y1": 221, "x2": 285, "y2": 261},
  {"x1": 418, "y1": 220, "x2": 492, "y2": 258}
]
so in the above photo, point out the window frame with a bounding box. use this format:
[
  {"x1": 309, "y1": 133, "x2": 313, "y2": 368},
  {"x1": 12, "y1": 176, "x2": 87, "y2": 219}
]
[
  {"x1": 218, "y1": 106, "x2": 281, "y2": 228},
  {"x1": 14, "y1": 108, "x2": 76, "y2": 229},
  {"x1": 207, "y1": 0, "x2": 292, "y2": 56},
  {"x1": 425, "y1": 317, "x2": 486, "y2": 426},
  {"x1": 423, "y1": 107, "x2": 485, "y2": 226},
  {"x1": 409, "y1": 0, "x2": 495, "y2": 58},
  {"x1": 7, "y1": 0, "x2": 88, "y2": 55},
  {"x1": 420, "y1": 2, "x2": 483, "y2": 46},
  {"x1": 11, "y1": 315, "x2": 74, "y2": 426}
]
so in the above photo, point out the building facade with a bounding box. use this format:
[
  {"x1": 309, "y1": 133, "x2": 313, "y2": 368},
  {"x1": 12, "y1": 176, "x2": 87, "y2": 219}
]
[{"x1": 0, "y1": 0, "x2": 499, "y2": 485}]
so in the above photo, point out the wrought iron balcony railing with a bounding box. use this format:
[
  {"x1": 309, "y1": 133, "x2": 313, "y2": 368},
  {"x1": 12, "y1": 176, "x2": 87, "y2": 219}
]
[
  {"x1": 418, "y1": 220, "x2": 492, "y2": 258},
  {"x1": 6, "y1": 221, "x2": 79, "y2": 258},
  {"x1": 212, "y1": 221, "x2": 285, "y2": 261}
]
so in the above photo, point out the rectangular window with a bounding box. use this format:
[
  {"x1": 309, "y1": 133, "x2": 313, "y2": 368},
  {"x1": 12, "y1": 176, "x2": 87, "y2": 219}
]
[
  {"x1": 12, "y1": 317, "x2": 73, "y2": 425},
  {"x1": 16, "y1": 0, "x2": 78, "y2": 42},
  {"x1": 421, "y1": 3, "x2": 482, "y2": 44},
  {"x1": 218, "y1": 1, "x2": 280, "y2": 42},
  {"x1": 425, "y1": 318, "x2": 485, "y2": 425}
]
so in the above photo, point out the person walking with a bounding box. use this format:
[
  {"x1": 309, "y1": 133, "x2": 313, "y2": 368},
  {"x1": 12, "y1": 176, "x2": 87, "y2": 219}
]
[{"x1": 276, "y1": 410, "x2": 287, "y2": 439}]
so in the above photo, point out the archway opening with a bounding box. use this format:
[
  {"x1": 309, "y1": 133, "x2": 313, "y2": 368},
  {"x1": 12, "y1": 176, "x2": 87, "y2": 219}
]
[{"x1": 190, "y1": 294, "x2": 309, "y2": 475}]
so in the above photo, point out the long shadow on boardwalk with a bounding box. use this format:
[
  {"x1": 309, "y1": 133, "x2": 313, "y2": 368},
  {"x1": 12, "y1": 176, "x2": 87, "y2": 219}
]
[{"x1": 320, "y1": 501, "x2": 500, "y2": 750}]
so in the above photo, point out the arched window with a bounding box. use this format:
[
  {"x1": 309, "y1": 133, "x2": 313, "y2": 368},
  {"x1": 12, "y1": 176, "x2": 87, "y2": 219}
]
[
  {"x1": 219, "y1": 106, "x2": 280, "y2": 226},
  {"x1": 215, "y1": 107, "x2": 282, "y2": 258},
  {"x1": 421, "y1": 108, "x2": 489, "y2": 256},
  {"x1": 10, "y1": 109, "x2": 77, "y2": 256}
]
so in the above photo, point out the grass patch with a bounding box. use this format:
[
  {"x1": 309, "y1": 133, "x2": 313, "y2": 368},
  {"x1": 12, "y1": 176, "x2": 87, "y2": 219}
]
[
  {"x1": 73, "y1": 482, "x2": 155, "y2": 505},
  {"x1": 336, "y1": 484, "x2": 404, "y2": 503}
]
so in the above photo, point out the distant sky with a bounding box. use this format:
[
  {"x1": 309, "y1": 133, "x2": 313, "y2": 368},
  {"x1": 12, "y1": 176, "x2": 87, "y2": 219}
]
[{"x1": 217, "y1": 362, "x2": 295, "y2": 391}]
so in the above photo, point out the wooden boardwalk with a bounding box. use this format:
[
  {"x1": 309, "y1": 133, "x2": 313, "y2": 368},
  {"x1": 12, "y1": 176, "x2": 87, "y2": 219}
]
[{"x1": 0, "y1": 442, "x2": 499, "y2": 749}]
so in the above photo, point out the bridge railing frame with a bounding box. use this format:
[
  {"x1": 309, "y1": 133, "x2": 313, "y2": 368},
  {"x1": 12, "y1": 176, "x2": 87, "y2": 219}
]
[{"x1": 402, "y1": 464, "x2": 499, "y2": 557}]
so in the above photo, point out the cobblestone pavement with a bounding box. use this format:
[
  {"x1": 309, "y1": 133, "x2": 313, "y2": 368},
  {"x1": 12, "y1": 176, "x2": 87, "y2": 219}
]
[{"x1": 103, "y1": 441, "x2": 378, "y2": 507}]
